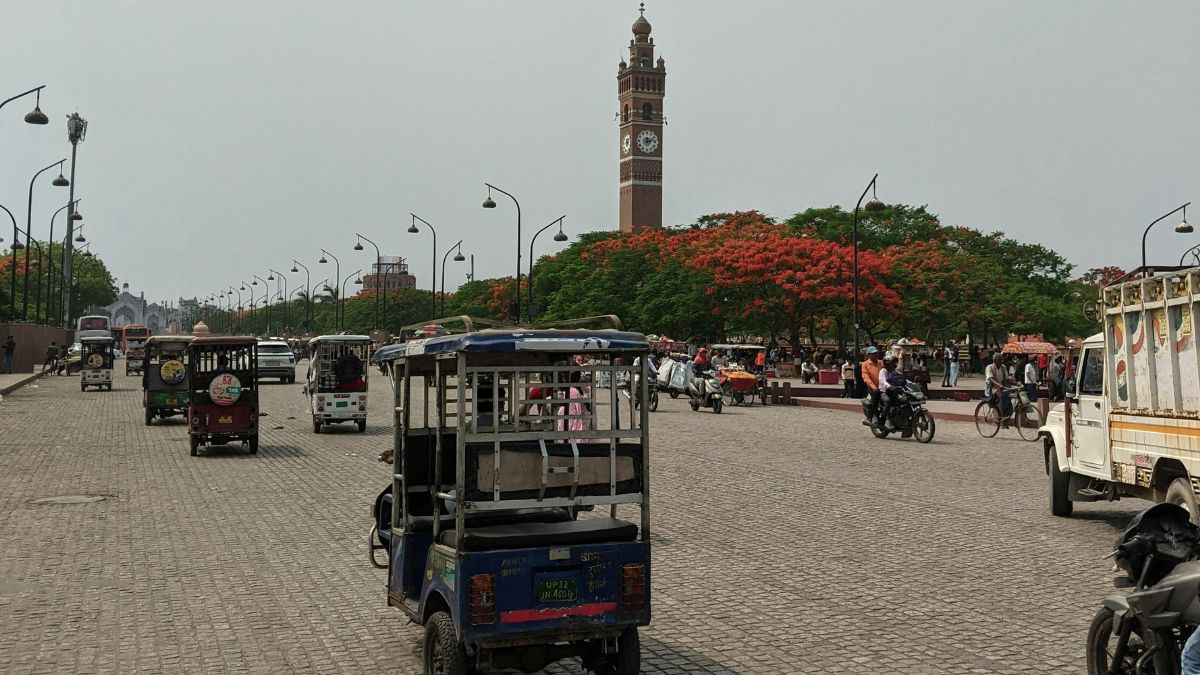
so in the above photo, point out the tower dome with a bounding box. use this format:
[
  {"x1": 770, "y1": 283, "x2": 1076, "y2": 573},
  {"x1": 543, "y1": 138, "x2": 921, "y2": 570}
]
[{"x1": 632, "y1": 3, "x2": 651, "y2": 36}]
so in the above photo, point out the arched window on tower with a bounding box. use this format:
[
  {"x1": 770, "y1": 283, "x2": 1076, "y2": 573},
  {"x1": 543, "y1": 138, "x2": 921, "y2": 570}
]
[
  {"x1": 642, "y1": 103, "x2": 653, "y2": 121},
  {"x1": 623, "y1": 105, "x2": 629, "y2": 122}
]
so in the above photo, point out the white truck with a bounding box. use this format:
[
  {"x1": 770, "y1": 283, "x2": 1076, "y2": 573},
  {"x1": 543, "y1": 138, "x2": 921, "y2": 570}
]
[{"x1": 1044, "y1": 267, "x2": 1200, "y2": 520}]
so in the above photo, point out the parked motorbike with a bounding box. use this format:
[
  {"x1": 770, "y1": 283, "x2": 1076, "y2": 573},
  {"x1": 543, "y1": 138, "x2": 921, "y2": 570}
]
[
  {"x1": 1087, "y1": 503, "x2": 1200, "y2": 674},
  {"x1": 687, "y1": 368, "x2": 724, "y2": 414},
  {"x1": 860, "y1": 382, "x2": 936, "y2": 442}
]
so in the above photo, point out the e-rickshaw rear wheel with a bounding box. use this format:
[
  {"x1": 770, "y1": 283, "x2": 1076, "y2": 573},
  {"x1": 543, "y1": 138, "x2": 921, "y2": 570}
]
[
  {"x1": 423, "y1": 611, "x2": 468, "y2": 675},
  {"x1": 248, "y1": 435, "x2": 259, "y2": 454},
  {"x1": 593, "y1": 627, "x2": 641, "y2": 675},
  {"x1": 313, "y1": 418, "x2": 322, "y2": 434},
  {"x1": 80, "y1": 383, "x2": 86, "y2": 392},
  {"x1": 144, "y1": 408, "x2": 154, "y2": 426},
  {"x1": 357, "y1": 419, "x2": 367, "y2": 433},
  {"x1": 189, "y1": 435, "x2": 200, "y2": 457}
]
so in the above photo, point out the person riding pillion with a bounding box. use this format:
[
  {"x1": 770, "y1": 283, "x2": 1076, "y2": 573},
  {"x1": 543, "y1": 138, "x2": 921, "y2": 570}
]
[
  {"x1": 861, "y1": 346, "x2": 883, "y2": 420},
  {"x1": 878, "y1": 354, "x2": 906, "y2": 429}
]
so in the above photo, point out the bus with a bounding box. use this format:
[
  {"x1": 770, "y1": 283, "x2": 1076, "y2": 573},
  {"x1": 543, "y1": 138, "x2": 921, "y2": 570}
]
[
  {"x1": 119, "y1": 324, "x2": 152, "y2": 354},
  {"x1": 76, "y1": 315, "x2": 111, "y2": 340}
]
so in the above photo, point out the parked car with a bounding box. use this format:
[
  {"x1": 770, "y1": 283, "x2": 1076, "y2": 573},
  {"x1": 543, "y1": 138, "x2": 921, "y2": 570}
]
[{"x1": 255, "y1": 340, "x2": 296, "y2": 383}]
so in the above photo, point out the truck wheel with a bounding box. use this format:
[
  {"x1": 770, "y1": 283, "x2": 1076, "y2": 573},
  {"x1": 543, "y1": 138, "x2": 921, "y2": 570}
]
[
  {"x1": 595, "y1": 627, "x2": 641, "y2": 675},
  {"x1": 423, "y1": 611, "x2": 468, "y2": 675},
  {"x1": 1049, "y1": 449, "x2": 1073, "y2": 517},
  {"x1": 1165, "y1": 477, "x2": 1199, "y2": 525}
]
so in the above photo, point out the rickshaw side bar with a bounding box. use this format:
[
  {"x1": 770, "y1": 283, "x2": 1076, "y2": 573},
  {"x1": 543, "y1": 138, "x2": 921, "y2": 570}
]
[
  {"x1": 640, "y1": 356, "x2": 651, "y2": 540},
  {"x1": 457, "y1": 354, "x2": 468, "y2": 551},
  {"x1": 538, "y1": 439, "x2": 549, "y2": 502},
  {"x1": 431, "y1": 358, "x2": 446, "y2": 547},
  {"x1": 453, "y1": 494, "x2": 644, "y2": 511},
  {"x1": 492, "y1": 373, "x2": 501, "y2": 502}
]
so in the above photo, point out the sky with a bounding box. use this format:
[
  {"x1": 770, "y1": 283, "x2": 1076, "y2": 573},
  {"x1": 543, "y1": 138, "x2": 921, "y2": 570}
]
[{"x1": 2, "y1": 1, "x2": 1198, "y2": 305}]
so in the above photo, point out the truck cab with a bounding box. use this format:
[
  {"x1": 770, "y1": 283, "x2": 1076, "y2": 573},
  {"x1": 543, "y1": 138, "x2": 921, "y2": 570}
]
[{"x1": 1044, "y1": 268, "x2": 1200, "y2": 520}]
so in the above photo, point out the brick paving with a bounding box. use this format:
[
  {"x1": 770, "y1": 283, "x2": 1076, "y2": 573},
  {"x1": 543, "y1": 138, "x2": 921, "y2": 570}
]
[{"x1": 0, "y1": 367, "x2": 1141, "y2": 673}]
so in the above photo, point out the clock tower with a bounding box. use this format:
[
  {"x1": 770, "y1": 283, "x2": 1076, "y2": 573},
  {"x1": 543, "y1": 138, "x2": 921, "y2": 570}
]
[{"x1": 617, "y1": 3, "x2": 665, "y2": 233}]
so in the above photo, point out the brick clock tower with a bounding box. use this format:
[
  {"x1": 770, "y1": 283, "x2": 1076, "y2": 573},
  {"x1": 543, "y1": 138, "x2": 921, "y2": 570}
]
[{"x1": 617, "y1": 3, "x2": 665, "y2": 233}]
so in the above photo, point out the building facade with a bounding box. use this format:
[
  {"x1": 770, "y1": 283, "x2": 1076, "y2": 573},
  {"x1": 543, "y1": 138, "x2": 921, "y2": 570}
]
[
  {"x1": 96, "y1": 283, "x2": 192, "y2": 334},
  {"x1": 617, "y1": 4, "x2": 666, "y2": 233},
  {"x1": 361, "y1": 256, "x2": 417, "y2": 292}
]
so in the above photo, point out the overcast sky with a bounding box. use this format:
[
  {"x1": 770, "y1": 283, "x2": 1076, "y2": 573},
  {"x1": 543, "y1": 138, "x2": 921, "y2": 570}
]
[{"x1": 2, "y1": 1, "x2": 1198, "y2": 305}]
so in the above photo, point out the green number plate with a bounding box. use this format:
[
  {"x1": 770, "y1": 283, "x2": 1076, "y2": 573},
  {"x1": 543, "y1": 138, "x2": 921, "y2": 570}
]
[
  {"x1": 336, "y1": 401, "x2": 348, "y2": 408},
  {"x1": 537, "y1": 578, "x2": 577, "y2": 603}
]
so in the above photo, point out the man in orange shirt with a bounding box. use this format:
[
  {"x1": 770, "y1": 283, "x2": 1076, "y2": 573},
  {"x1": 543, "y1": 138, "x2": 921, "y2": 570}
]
[{"x1": 861, "y1": 346, "x2": 883, "y2": 425}]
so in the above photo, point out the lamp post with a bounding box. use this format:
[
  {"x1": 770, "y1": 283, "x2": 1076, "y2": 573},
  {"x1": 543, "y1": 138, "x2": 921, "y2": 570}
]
[
  {"x1": 528, "y1": 215, "x2": 567, "y2": 321},
  {"x1": 268, "y1": 269, "x2": 288, "y2": 333},
  {"x1": 1, "y1": 203, "x2": 17, "y2": 320},
  {"x1": 440, "y1": 241, "x2": 465, "y2": 317},
  {"x1": 342, "y1": 269, "x2": 363, "y2": 330},
  {"x1": 230, "y1": 285, "x2": 243, "y2": 333},
  {"x1": 1142, "y1": 203, "x2": 1192, "y2": 274},
  {"x1": 354, "y1": 233, "x2": 383, "y2": 328},
  {"x1": 851, "y1": 173, "x2": 885, "y2": 397},
  {"x1": 481, "y1": 183, "x2": 522, "y2": 322},
  {"x1": 45, "y1": 198, "x2": 80, "y2": 325},
  {"x1": 61, "y1": 112, "x2": 87, "y2": 328},
  {"x1": 20, "y1": 159, "x2": 68, "y2": 319},
  {"x1": 318, "y1": 249, "x2": 341, "y2": 330},
  {"x1": 1181, "y1": 242, "x2": 1200, "y2": 268},
  {"x1": 252, "y1": 274, "x2": 270, "y2": 335},
  {"x1": 409, "y1": 213, "x2": 439, "y2": 320},
  {"x1": 291, "y1": 259, "x2": 311, "y2": 331},
  {"x1": 2, "y1": 86, "x2": 49, "y2": 125}
]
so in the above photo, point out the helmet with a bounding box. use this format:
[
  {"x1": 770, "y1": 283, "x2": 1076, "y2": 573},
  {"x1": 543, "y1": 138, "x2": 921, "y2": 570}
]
[{"x1": 883, "y1": 353, "x2": 898, "y2": 363}]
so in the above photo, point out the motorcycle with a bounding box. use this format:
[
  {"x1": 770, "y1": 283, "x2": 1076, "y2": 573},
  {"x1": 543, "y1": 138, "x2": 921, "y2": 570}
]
[
  {"x1": 1086, "y1": 503, "x2": 1200, "y2": 674},
  {"x1": 860, "y1": 382, "x2": 936, "y2": 442},
  {"x1": 687, "y1": 368, "x2": 724, "y2": 414}
]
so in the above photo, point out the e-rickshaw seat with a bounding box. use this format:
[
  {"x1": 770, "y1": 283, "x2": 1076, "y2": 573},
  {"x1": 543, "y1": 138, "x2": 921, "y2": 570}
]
[
  {"x1": 438, "y1": 517, "x2": 638, "y2": 552},
  {"x1": 376, "y1": 490, "x2": 572, "y2": 536}
]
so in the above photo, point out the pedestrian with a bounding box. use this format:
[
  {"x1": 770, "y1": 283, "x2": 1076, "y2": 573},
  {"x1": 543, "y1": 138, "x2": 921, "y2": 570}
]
[
  {"x1": 1047, "y1": 355, "x2": 1064, "y2": 401},
  {"x1": 41, "y1": 341, "x2": 58, "y2": 373},
  {"x1": 949, "y1": 340, "x2": 960, "y2": 387},
  {"x1": 1037, "y1": 352, "x2": 1049, "y2": 381},
  {"x1": 941, "y1": 341, "x2": 952, "y2": 387},
  {"x1": 55, "y1": 343, "x2": 69, "y2": 376},
  {"x1": 754, "y1": 349, "x2": 766, "y2": 374},
  {"x1": 2, "y1": 335, "x2": 14, "y2": 374},
  {"x1": 1023, "y1": 357, "x2": 1039, "y2": 402},
  {"x1": 840, "y1": 359, "x2": 855, "y2": 398}
]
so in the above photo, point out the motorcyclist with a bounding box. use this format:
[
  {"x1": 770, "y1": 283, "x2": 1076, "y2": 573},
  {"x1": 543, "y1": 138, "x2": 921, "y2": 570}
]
[
  {"x1": 878, "y1": 354, "x2": 906, "y2": 429},
  {"x1": 861, "y1": 346, "x2": 883, "y2": 425}
]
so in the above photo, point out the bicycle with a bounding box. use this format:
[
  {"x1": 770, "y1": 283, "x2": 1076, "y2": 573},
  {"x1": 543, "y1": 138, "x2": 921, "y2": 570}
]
[{"x1": 975, "y1": 385, "x2": 1042, "y2": 441}]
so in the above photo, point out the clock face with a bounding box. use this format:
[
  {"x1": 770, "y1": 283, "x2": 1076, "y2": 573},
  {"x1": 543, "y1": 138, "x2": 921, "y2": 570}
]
[
  {"x1": 636, "y1": 130, "x2": 659, "y2": 154},
  {"x1": 622, "y1": 134, "x2": 631, "y2": 155}
]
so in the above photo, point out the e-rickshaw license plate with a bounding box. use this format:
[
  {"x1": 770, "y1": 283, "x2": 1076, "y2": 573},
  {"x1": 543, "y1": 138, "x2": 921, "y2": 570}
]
[
  {"x1": 536, "y1": 578, "x2": 577, "y2": 603},
  {"x1": 336, "y1": 401, "x2": 348, "y2": 408}
]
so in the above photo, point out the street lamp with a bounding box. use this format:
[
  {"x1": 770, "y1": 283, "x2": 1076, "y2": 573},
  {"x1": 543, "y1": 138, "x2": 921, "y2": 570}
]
[
  {"x1": 1142, "y1": 202, "x2": 1192, "y2": 273},
  {"x1": 62, "y1": 112, "x2": 88, "y2": 328},
  {"x1": 253, "y1": 274, "x2": 270, "y2": 334},
  {"x1": 528, "y1": 215, "x2": 566, "y2": 321},
  {"x1": 851, "y1": 173, "x2": 885, "y2": 397},
  {"x1": 269, "y1": 269, "x2": 288, "y2": 333},
  {"x1": 440, "y1": 241, "x2": 464, "y2": 317},
  {"x1": 319, "y1": 249, "x2": 341, "y2": 330},
  {"x1": 1, "y1": 86, "x2": 49, "y2": 125},
  {"x1": 409, "y1": 213, "x2": 439, "y2": 320},
  {"x1": 354, "y1": 232, "x2": 383, "y2": 329},
  {"x1": 481, "y1": 183, "x2": 522, "y2": 323},
  {"x1": 291, "y1": 259, "x2": 311, "y2": 331},
  {"x1": 45, "y1": 198, "x2": 80, "y2": 324},
  {"x1": 19, "y1": 159, "x2": 68, "y2": 320},
  {"x1": 342, "y1": 269, "x2": 363, "y2": 330}
]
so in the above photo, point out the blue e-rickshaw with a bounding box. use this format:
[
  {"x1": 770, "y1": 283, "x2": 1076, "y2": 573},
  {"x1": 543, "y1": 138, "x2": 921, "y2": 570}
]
[{"x1": 369, "y1": 318, "x2": 651, "y2": 674}]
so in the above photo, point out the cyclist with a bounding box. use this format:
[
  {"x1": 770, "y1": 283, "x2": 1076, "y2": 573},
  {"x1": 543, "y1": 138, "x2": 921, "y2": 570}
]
[{"x1": 985, "y1": 353, "x2": 1011, "y2": 423}]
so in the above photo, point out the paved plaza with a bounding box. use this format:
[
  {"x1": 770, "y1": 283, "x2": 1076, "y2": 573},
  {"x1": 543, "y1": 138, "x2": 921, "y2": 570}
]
[{"x1": 0, "y1": 365, "x2": 1140, "y2": 673}]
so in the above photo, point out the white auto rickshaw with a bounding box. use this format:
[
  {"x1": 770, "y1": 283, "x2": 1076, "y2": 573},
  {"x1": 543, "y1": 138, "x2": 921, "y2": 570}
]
[
  {"x1": 305, "y1": 335, "x2": 371, "y2": 433},
  {"x1": 80, "y1": 336, "x2": 115, "y2": 391}
]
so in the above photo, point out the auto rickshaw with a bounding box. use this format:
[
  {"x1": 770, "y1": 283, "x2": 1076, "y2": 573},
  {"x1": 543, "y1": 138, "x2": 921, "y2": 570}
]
[
  {"x1": 368, "y1": 317, "x2": 651, "y2": 675},
  {"x1": 186, "y1": 336, "x2": 259, "y2": 456},
  {"x1": 142, "y1": 335, "x2": 193, "y2": 425},
  {"x1": 126, "y1": 339, "x2": 147, "y2": 376},
  {"x1": 305, "y1": 334, "x2": 371, "y2": 433},
  {"x1": 80, "y1": 336, "x2": 115, "y2": 391}
]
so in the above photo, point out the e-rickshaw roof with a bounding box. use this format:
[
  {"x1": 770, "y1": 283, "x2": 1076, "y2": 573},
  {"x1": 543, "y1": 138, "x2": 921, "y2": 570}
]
[
  {"x1": 709, "y1": 343, "x2": 766, "y2": 351},
  {"x1": 310, "y1": 334, "x2": 372, "y2": 345},
  {"x1": 146, "y1": 335, "x2": 193, "y2": 345},
  {"x1": 81, "y1": 336, "x2": 114, "y2": 343},
  {"x1": 372, "y1": 329, "x2": 649, "y2": 364},
  {"x1": 189, "y1": 336, "x2": 257, "y2": 347}
]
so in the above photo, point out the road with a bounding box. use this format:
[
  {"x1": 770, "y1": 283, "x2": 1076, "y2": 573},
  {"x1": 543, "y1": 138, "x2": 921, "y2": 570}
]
[{"x1": 0, "y1": 367, "x2": 1141, "y2": 673}]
